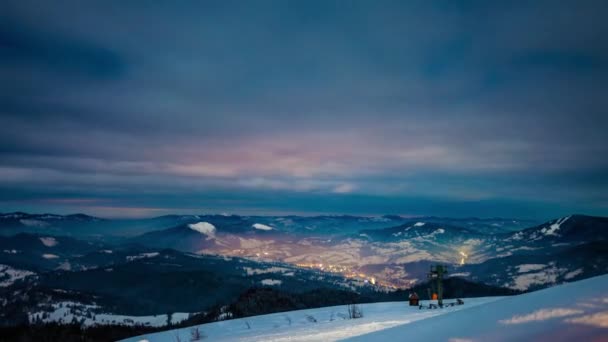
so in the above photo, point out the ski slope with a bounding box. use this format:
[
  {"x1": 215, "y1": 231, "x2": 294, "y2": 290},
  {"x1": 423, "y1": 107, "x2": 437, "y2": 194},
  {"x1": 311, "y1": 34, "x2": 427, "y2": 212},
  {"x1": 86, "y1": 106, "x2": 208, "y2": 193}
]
[
  {"x1": 347, "y1": 274, "x2": 608, "y2": 342},
  {"x1": 122, "y1": 275, "x2": 608, "y2": 342},
  {"x1": 120, "y1": 297, "x2": 502, "y2": 342}
]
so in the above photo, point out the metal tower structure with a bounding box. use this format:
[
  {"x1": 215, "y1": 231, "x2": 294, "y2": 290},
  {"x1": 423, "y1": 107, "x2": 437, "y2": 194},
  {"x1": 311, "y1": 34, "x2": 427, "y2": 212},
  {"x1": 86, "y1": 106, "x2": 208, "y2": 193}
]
[{"x1": 428, "y1": 265, "x2": 448, "y2": 306}]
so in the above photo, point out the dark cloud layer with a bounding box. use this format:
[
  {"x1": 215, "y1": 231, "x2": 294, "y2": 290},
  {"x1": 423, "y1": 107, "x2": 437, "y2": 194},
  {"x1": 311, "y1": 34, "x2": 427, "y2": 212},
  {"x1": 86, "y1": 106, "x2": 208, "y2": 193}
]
[{"x1": 1, "y1": 1, "x2": 608, "y2": 219}]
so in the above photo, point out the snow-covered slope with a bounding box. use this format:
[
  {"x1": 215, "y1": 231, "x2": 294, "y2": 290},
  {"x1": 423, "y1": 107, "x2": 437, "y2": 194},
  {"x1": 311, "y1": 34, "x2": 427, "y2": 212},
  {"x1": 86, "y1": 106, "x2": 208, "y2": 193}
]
[
  {"x1": 122, "y1": 275, "x2": 608, "y2": 342},
  {"x1": 120, "y1": 298, "x2": 502, "y2": 342},
  {"x1": 347, "y1": 274, "x2": 608, "y2": 342},
  {"x1": 0, "y1": 264, "x2": 35, "y2": 287},
  {"x1": 29, "y1": 301, "x2": 191, "y2": 327}
]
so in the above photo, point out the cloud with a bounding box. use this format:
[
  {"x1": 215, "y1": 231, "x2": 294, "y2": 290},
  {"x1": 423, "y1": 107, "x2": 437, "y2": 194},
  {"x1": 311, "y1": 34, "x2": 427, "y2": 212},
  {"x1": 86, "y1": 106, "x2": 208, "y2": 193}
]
[
  {"x1": 333, "y1": 183, "x2": 356, "y2": 194},
  {"x1": 1, "y1": 1, "x2": 608, "y2": 218},
  {"x1": 0, "y1": 21, "x2": 126, "y2": 79}
]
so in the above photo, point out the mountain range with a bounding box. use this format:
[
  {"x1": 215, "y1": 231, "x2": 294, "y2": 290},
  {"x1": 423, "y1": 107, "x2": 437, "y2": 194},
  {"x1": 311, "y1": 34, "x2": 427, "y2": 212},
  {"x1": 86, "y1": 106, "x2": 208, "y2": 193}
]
[{"x1": 0, "y1": 212, "x2": 606, "y2": 332}]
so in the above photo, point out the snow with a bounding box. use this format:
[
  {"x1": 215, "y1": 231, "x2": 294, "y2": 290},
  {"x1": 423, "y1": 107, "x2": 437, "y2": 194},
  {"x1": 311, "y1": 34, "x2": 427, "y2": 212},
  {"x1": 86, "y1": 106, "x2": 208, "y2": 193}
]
[
  {"x1": 450, "y1": 272, "x2": 471, "y2": 278},
  {"x1": 243, "y1": 267, "x2": 291, "y2": 276},
  {"x1": 40, "y1": 237, "x2": 58, "y2": 247},
  {"x1": 511, "y1": 272, "x2": 557, "y2": 291},
  {"x1": 414, "y1": 222, "x2": 425, "y2": 227},
  {"x1": 253, "y1": 223, "x2": 274, "y2": 231},
  {"x1": 42, "y1": 253, "x2": 59, "y2": 259},
  {"x1": 126, "y1": 252, "x2": 160, "y2": 262},
  {"x1": 516, "y1": 264, "x2": 546, "y2": 273},
  {"x1": 40, "y1": 214, "x2": 64, "y2": 219},
  {"x1": 29, "y1": 301, "x2": 191, "y2": 327},
  {"x1": 0, "y1": 264, "x2": 35, "y2": 287},
  {"x1": 120, "y1": 298, "x2": 501, "y2": 342},
  {"x1": 260, "y1": 279, "x2": 282, "y2": 286},
  {"x1": 19, "y1": 219, "x2": 49, "y2": 227},
  {"x1": 188, "y1": 222, "x2": 216, "y2": 237},
  {"x1": 2, "y1": 213, "x2": 26, "y2": 219},
  {"x1": 347, "y1": 274, "x2": 608, "y2": 342},
  {"x1": 509, "y1": 232, "x2": 524, "y2": 241},
  {"x1": 509, "y1": 263, "x2": 566, "y2": 290},
  {"x1": 541, "y1": 216, "x2": 570, "y2": 236},
  {"x1": 56, "y1": 261, "x2": 72, "y2": 271},
  {"x1": 123, "y1": 274, "x2": 608, "y2": 342},
  {"x1": 564, "y1": 268, "x2": 584, "y2": 280}
]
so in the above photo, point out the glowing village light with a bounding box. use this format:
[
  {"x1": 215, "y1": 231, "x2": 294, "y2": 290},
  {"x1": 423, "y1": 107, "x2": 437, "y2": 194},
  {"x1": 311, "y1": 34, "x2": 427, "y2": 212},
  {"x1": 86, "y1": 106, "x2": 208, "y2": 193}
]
[{"x1": 459, "y1": 250, "x2": 468, "y2": 265}]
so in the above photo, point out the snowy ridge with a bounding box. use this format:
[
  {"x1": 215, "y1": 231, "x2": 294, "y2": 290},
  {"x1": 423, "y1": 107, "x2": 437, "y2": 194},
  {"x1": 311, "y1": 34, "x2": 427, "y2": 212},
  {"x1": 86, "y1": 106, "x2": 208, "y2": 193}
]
[
  {"x1": 120, "y1": 298, "x2": 502, "y2": 342},
  {"x1": 541, "y1": 215, "x2": 570, "y2": 236},
  {"x1": 347, "y1": 274, "x2": 608, "y2": 342},
  {"x1": 122, "y1": 275, "x2": 608, "y2": 342}
]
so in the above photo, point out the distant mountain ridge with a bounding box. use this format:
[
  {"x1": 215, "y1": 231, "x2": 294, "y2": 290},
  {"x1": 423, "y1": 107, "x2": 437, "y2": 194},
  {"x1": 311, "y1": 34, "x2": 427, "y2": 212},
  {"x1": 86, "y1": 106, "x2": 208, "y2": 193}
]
[
  {"x1": 0, "y1": 211, "x2": 538, "y2": 237},
  {"x1": 2, "y1": 211, "x2": 606, "y2": 292},
  {"x1": 0, "y1": 212, "x2": 606, "y2": 335}
]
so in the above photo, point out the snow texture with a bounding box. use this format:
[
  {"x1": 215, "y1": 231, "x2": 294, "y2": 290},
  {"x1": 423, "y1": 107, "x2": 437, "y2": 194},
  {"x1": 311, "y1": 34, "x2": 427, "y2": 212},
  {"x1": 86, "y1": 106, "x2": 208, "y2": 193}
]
[
  {"x1": 42, "y1": 253, "x2": 59, "y2": 259},
  {"x1": 123, "y1": 275, "x2": 608, "y2": 342},
  {"x1": 120, "y1": 298, "x2": 501, "y2": 342},
  {"x1": 40, "y1": 237, "x2": 58, "y2": 247},
  {"x1": 564, "y1": 268, "x2": 584, "y2": 280},
  {"x1": 541, "y1": 216, "x2": 570, "y2": 236},
  {"x1": 260, "y1": 279, "x2": 282, "y2": 286},
  {"x1": 188, "y1": 222, "x2": 216, "y2": 237},
  {"x1": 19, "y1": 219, "x2": 49, "y2": 227},
  {"x1": 243, "y1": 267, "x2": 291, "y2": 276},
  {"x1": 510, "y1": 263, "x2": 566, "y2": 290},
  {"x1": 347, "y1": 274, "x2": 608, "y2": 342},
  {"x1": 0, "y1": 264, "x2": 35, "y2": 287},
  {"x1": 253, "y1": 223, "x2": 274, "y2": 231},
  {"x1": 126, "y1": 252, "x2": 160, "y2": 262},
  {"x1": 29, "y1": 301, "x2": 191, "y2": 327},
  {"x1": 516, "y1": 264, "x2": 546, "y2": 273}
]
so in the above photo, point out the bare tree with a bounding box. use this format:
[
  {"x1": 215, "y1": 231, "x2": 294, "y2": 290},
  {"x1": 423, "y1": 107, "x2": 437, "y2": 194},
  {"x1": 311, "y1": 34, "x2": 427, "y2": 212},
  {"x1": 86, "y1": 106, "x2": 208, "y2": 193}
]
[
  {"x1": 347, "y1": 304, "x2": 363, "y2": 319},
  {"x1": 190, "y1": 326, "x2": 205, "y2": 341}
]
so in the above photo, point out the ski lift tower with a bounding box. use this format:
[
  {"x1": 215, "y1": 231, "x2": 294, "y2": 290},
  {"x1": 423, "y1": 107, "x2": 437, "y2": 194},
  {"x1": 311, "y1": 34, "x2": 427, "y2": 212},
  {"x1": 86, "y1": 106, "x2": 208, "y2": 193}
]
[{"x1": 428, "y1": 265, "x2": 448, "y2": 306}]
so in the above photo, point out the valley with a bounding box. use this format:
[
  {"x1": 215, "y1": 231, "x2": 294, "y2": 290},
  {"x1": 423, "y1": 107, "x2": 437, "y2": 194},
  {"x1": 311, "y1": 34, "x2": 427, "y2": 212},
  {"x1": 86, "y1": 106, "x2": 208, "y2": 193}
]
[{"x1": 0, "y1": 212, "x2": 606, "y2": 341}]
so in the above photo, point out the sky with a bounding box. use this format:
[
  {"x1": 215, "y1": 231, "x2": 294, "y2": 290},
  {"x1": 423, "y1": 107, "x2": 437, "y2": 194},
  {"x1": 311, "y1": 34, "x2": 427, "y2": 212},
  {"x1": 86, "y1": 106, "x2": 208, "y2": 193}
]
[{"x1": 1, "y1": 1, "x2": 608, "y2": 219}]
